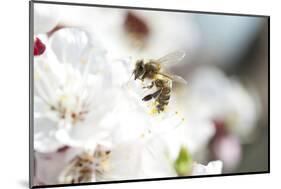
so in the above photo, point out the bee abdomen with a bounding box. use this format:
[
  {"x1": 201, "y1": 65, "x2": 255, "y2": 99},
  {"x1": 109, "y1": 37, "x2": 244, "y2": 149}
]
[
  {"x1": 159, "y1": 95, "x2": 170, "y2": 101},
  {"x1": 156, "y1": 93, "x2": 170, "y2": 112}
]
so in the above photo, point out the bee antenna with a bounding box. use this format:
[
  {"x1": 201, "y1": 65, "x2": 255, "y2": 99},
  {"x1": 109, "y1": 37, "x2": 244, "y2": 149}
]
[{"x1": 129, "y1": 71, "x2": 135, "y2": 80}]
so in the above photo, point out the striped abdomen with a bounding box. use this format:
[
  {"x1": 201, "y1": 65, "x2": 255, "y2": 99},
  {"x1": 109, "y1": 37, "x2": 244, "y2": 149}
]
[{"x1": 155, "y1": 79, "x2": 172, "y2": 112}]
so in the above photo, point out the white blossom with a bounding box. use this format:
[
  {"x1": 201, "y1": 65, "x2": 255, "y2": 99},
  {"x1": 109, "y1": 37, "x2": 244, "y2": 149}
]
[
  {"x1": 34, "y1": 28, "x2": 116, "y2": 152},
  {"x1": 97, "y1": 137, "x2": 177, "y2": 181},
  {"x1": 181, "y1": 66, "x2": 260, "y2": 142}
]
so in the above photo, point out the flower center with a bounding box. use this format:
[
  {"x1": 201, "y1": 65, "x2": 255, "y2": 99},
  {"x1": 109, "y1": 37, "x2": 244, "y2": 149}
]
[
  {"x1": 50, "y1": 95, "x2": 89, "y2": 125},
  {"x1": 59, "y1": 146, "x2": 111, "y2": 184}
]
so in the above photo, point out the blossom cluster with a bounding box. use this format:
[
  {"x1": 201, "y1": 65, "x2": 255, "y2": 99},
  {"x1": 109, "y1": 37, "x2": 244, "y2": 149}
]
[{"x1": 32, "y1": 5, "x2": 260, "y2": 186}]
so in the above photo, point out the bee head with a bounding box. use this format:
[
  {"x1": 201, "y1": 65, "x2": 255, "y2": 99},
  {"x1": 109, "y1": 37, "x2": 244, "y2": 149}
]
[{"x1": 133, "y1": 60, "x2": 145, "y2": 80}]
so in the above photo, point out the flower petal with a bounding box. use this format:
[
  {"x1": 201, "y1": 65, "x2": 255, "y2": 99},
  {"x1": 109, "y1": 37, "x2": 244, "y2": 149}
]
[
  {"x1": 34, "y1": 147, "x2": 82, "y2": 185},
  {"x1": 34, "y1": 117, "x2": 64, "y2": 153},
  {"x1": 192, "y1": 161, "x2": 223, "y2": 175},
  {"x1": 49, "y1": 28, "x2": 108, "y2": 74},
  {"x1": 99, "y1": 138, "x2": 177, "y2": 181}
]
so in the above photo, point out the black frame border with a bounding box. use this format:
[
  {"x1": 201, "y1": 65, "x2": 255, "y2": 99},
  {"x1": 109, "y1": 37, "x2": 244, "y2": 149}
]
[{"x1": 29, "y1": 0, "x2": 270, "y2": 188}]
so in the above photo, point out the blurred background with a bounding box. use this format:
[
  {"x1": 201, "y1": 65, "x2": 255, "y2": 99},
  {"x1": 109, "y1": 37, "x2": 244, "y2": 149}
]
[{"x1": 35, "y1": 3, "x2": 269, "y2": 174}]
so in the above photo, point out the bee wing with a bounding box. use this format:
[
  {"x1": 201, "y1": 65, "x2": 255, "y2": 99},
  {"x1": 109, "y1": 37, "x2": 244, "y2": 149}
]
[
  {"x1": 170, "y1": 75, "x2": 188, "y2": 84},
  {"x1": 156, "y1": 50, "x2": 186, "y2": 67},
  {"x1": 158, "y1": 72, "x2": 187, "y2": 85}
]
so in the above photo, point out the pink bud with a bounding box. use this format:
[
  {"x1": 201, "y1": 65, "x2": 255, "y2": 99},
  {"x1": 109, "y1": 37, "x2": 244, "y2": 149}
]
[{"x1": 34, "y1": 37, "x2": 46, "y2": 56}]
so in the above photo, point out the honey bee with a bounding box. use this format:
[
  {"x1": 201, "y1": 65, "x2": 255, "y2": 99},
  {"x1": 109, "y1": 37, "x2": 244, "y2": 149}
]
[{"x1": 132, "y1": 51, "x2": 187, "y2": 113}]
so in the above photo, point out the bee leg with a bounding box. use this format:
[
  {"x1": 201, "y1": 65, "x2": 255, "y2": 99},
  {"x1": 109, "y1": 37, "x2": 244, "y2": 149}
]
[
  {"x1": 142, "y1": 94, "x2": 154, "y2": 101},
  {"x1": 141, "y1": 71, "x2": 151, "y2": 81},
  {"x1": 141, "y1": 73, "x2": 146, "y2": 81},
  {"x1": 142, "y1": 81, "x2": 155, "y2": 89},
  {"x1": 142, "y1": 89, "x2": 162, "y2": 101}
]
